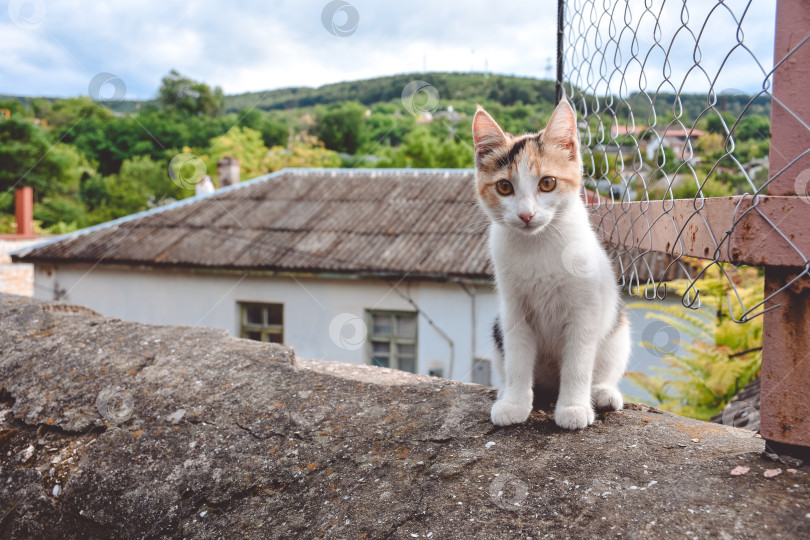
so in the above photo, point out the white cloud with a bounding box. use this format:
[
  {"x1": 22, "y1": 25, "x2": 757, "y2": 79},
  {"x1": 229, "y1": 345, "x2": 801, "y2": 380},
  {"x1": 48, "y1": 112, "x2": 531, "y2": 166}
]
[{"x1": 0, "y1": 0, "x2": 775, "y2": 99}]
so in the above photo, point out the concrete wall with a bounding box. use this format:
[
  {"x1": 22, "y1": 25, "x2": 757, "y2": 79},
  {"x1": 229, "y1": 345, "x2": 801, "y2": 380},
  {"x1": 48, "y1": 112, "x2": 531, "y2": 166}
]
[{"x1": 32, "y1": 263, "x2": 708, "y2": 401}]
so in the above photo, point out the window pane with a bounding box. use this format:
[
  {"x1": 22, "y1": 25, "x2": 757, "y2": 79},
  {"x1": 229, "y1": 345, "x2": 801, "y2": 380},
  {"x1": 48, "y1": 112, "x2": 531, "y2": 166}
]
[
  {"x1": 396, "y1": 316, "x2": 417, "y2": 338},
  {"x1": 245, "y1": 306, "x2": 263, "y2": 325},
  {"x1": 398, "y1": 343, "x2": 415, "y2": 356},
  {"x1": 266, "y1": 304, "x2": 283, "y2": 326},
  {"x1": 245, "y1": 331, "x2": 261, "y2": 341},
  {"x1": 267, "y1": 333, "x2": 283, "y2": 344},
  {"x1": 372, "y1": 356, "x2": 390, "y2": 368},
  {"x1": 372, "y1": 341, "x2": 390, "y2": 354},
  {"x1": 398, "y1": 356, "x2": 415, "y2": 373},
  {"x1": 372, "y1": 314, "x2": 393, "y2": 336}
]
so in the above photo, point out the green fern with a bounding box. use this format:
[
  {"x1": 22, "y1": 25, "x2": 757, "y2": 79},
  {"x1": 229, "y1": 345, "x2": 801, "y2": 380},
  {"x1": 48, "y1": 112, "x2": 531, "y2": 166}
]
[{"x1": 626, "y1": 258, "x2": 763, "y2": 420}]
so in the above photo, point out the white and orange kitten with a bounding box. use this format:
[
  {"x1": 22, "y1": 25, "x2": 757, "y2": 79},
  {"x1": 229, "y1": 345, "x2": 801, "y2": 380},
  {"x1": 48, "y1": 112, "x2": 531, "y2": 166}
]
[{"x1": 472, "y1": 98, "x2": 630, "y2": 430}]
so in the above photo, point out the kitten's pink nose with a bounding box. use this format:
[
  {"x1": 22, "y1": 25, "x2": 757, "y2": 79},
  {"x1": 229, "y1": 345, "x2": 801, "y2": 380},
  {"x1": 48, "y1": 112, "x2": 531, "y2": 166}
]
[{"x1": 518, "y1": 213, "x2": 534, "y2": 224}]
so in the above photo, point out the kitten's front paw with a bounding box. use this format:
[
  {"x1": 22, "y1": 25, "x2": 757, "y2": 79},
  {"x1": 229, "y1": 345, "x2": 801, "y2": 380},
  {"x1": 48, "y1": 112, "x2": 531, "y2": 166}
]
[
  {"x1": 491, "y1": 399, "x2": 532, "y2": 426},
  {"x1": 554, "y1": 405, "x2": 595, "y2": 430},
  {"x1": 592, "y1": 384, "x2": 624, "y2": 411}
]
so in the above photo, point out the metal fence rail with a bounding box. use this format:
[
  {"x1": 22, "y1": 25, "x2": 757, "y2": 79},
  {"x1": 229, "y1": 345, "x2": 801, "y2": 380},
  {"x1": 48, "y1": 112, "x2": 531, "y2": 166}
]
[{"x1": 558, "y1": 0, "x2": 810, "y2": 454}]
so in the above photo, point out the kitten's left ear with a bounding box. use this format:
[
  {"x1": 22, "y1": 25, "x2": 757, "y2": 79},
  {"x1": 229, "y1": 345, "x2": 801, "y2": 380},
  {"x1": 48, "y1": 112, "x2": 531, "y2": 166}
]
[{"x1": 543, "y1": 98, "x2": 579, "y2": 159}]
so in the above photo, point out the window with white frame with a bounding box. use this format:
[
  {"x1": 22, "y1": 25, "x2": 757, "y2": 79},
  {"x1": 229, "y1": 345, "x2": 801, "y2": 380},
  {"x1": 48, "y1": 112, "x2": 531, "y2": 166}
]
[
  {"x1": 367, "y1": 311, "x2": 418, "y2": 373},
  {"x1": 239, "y1": 302, "x2": 283, "y2": 343}
]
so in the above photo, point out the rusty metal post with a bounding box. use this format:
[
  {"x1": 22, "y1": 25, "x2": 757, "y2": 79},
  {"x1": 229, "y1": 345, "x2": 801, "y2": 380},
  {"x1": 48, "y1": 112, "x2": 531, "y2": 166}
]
[
  {"x1": 760, "y1": 0, "x2": 810, "y2": 458},
  {"x1": 555, "y1": 0, "x2": 565, "y2": 104}
]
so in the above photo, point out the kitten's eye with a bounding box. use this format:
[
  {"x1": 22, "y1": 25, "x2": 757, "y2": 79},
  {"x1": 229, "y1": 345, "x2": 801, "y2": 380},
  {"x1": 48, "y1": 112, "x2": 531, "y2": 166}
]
[
  {"x1": 538, "y1": 176, "x2": 557, "y2": 192},
  {"x1": 495, "y1": 180, "x2": 514, "y2": 196}
]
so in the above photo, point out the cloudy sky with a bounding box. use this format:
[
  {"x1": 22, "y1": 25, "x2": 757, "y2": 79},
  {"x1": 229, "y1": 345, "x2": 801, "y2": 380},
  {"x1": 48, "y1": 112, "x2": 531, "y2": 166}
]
[{"x1": 1, "y1": 0, "x2": 776, "y2": 100}]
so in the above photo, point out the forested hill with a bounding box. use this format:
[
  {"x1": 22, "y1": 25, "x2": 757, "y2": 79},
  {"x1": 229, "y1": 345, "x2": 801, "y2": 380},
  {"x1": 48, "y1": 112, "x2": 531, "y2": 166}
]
[
  {"x1": 223, "y1": 72, "x2": 558, "y2": 112},
  {"x1": 1, "y1": 73, "x2": 558, "y2": 114},
  {"x1": 2, "y1": 72, "x2": 769, "y2": 119}
]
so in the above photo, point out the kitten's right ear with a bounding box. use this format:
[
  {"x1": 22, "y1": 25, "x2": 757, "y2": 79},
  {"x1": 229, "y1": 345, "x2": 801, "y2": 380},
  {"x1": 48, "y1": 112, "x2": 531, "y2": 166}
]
[{"x1": 473, "y1": 106, "x2": 507, "y2": 160}]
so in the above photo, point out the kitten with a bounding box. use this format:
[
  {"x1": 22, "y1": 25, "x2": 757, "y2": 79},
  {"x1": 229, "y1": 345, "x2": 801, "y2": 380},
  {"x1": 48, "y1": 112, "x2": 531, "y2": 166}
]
[{"x1": 472, "y1": 98, "x2": 630, "y2": 430}]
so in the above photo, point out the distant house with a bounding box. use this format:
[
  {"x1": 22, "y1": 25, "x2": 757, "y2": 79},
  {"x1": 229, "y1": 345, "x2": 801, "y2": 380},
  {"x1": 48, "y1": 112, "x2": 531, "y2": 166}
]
[
  {"x1": 12, "y1": 168, "x2": 695, "y2": 395},
  {"x1": 433, "y1": 106, "x2": 465, "y2": 123},
  {"x1": 1, "y1": 187, "x2": 50, "y2": 297},
  {"x1": 610, "y1": 125, "x2": 707, "y2": 162}
]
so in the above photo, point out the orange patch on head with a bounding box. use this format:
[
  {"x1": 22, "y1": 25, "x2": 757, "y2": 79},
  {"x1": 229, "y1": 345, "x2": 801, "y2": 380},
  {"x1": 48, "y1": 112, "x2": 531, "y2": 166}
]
[
  {"x1": 526, "y1": 138, "x2": 582, "y2": 194},
  {"x1": 476, "y1": 178, "x2": 501, "y2": 209}
]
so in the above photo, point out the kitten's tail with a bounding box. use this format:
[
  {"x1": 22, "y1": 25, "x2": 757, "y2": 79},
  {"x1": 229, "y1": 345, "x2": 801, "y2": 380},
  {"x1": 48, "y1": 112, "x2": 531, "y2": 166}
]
[{"x1": 492, "y1": 316, "x2": 504, "y2": 357}]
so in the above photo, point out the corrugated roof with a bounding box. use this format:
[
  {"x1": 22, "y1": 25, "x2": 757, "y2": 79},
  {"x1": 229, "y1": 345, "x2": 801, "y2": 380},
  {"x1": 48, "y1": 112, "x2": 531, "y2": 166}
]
[{"x1": 14, "y1": 169, "x2": 493, "y2": 280}]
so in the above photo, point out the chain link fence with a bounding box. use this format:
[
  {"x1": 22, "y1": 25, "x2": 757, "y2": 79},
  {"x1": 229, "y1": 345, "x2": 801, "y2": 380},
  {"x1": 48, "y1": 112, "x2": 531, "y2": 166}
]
[{"x1": 559, "y1": 0, "x2": 810, "y2": 322}]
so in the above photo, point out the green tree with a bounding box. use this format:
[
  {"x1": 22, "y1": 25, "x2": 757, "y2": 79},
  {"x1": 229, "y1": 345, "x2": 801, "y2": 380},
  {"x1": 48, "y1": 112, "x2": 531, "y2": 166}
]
[
  {"x1": 0, "y1": 137, "x2": 96, "y2": 231},
  {"x1": 0, "y1": 100, "x2": 30, "y2": 118},
  {"x1": 42, "y1": 97, "x2": 113, "y2": 131},
  {"x1": 158, "y1": 69, "x2": 224, "y2": 117},
  {"x1": 238, "y1": 108, "x2": 264, "y2": 131},
  {"x1": 734, "y1": 114, "x2": 770, "y2": 141},
  {"x1": 265, "y1": 134, "x2": 341, "y2": 171},
  {"x1": 79, "y1": 156, "x2": 171, "y2": 225},
  {"x1": 316, "y1": 101, "x2": 366, "y2": 154},
  {"x1": 364, "y1": 110, "x2": 413, "y2": 149},
  {"x1": 377, "y1": 126, "x2": 473, "y2": 169},
  {"x1": 206, "y1": 126, "x2": 269, "y2": 181},
  {"x1": 704, "y1": 111, "x2": 737, "y2": 135},
  {"x1": 399, "y1": 126, "x2": 437, "y2": 167},
  {"x1": 0, "y1": 119, "x2": 64, "y2": 199},
  {"x1": 119, "y1": 154, "x2": 176, "y2": 203},
  {"x1": 671, "y1": 176, "x2": 734, "y2": 199},
  {"x1": 657, "y1": 146, "x2": 681, "y2": 175},
  {"x1": 435, "y1": 137, "x2": 474, "y2": 168},
  {"x1": 694, "y1": 133, "x2": 725, "y2": 156},
  {"x1": 260, "y1": 117, "x2": 289, "y2": 148}
]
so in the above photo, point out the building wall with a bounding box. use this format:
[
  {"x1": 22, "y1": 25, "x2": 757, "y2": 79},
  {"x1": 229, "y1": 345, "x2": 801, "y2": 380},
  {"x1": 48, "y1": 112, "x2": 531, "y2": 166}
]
[
  {"x1": 32, "y1": 263, "x2": 709, "y2": 402},
  {"x1": 1, "y1": 238, "x2": 44, "y2": 296},
  {"x1": 32, "y1": 264, "x2": 503, "y2": 386}
]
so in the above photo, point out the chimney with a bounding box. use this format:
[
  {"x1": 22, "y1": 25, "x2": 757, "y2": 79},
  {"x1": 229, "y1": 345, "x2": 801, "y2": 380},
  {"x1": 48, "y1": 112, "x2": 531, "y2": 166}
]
[
  {"x1": 15, "y1": 187, "x2": 34, "y2": 237},
  {"x1": 217, "y1": 157, "x2": 240, "y2": 188}
]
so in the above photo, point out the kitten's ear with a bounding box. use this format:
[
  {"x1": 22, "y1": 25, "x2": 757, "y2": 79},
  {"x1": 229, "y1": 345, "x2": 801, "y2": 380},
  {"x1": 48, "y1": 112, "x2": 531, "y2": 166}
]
[
  {"x1": 543, "y1": 98, "x2": 579, "y2": 159},
  {"x1": 473, "y1": 106, "x2": 507, "y2": 160}
]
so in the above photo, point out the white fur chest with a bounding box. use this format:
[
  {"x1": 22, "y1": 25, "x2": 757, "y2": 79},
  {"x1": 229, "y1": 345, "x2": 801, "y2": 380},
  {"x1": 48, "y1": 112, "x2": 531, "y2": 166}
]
[{"x1": 488, "y1": 221, "x2": 615, "y2": 342}]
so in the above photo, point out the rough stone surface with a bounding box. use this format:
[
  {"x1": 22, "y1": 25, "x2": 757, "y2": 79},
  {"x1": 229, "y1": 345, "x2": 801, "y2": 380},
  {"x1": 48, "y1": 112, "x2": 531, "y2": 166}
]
[{"x1": 0, "y1": 293, "x2": 808, "y2": 539}]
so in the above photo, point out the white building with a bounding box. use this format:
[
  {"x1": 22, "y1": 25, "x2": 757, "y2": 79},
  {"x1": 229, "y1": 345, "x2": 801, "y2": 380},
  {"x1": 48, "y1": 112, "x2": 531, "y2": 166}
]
[
  {"x1": 14, "y1": 169, "x2": 501, "y2": 386},
  {"x1": 13, "y1": 168, "x2": 696, "y2": 396}
]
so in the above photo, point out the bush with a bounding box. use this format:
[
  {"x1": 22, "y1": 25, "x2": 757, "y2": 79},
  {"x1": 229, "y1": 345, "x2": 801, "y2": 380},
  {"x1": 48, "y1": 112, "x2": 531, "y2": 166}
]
[{"x1": 627, "y1": 259, "x2": 763, "y2": 420}]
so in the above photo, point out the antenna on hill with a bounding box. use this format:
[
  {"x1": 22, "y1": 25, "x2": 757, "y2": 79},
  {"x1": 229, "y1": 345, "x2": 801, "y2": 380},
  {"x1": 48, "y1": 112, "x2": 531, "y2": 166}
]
[
  {"x1": 423, "y1": 54, "x2": 426, "y2": 73},
  {"x1": 545, "y1": 57, "x2": 553, "y2": 79}
]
